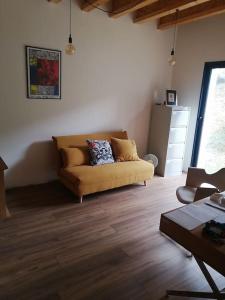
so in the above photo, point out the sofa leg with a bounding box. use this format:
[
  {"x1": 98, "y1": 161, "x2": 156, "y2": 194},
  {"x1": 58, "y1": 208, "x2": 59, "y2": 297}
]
[
  {"x1": 144, "y1": 180, "x2": 147, "y2": 186},
  {"x1": 79, "y1": 196, "x2": 83, "y2": 203}
]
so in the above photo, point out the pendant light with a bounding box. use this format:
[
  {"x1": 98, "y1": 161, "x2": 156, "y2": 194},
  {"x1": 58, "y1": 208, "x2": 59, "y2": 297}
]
[
  {"x1": 168, "y1": 9, "x2": 179, "y2": 67},
  {"x1": 65, "y1": 0, "x2": 75, "y2": 55}
]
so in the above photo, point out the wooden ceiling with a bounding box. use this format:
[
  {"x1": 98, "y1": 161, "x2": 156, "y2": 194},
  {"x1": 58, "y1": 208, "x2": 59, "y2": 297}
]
[{"x1": 81, "y1": 0, "x2": 225, "y2": 29}]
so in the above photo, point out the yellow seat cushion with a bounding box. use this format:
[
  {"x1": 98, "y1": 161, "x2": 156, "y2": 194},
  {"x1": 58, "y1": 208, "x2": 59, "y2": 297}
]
[
  {"x1": 61, "y1": 147, "x2": 90, "y2": 167},
  {"x1": 60, "y1": 160, "x2": 154, "y2": 196},
  {"x1": 111, "y1": 137, "x2": 140, "y2": 162}
]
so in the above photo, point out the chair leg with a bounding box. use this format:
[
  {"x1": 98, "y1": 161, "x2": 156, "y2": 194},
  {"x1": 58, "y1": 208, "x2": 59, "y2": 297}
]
[
  {"x1": 79, "y1": 196, "x2": 83, "y2": 203},
  {"x1": 144, "y1": 180, "x2": 147, "y2": 186}
]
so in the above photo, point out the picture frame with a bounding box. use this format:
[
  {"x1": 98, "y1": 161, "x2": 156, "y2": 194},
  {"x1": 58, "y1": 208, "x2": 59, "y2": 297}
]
[
  {"x1": 25, "y1": 46, "x2": 61, "y2": 99},
  {"x1": 166, "y1": 90, "x2": 177, "y2": 106}
]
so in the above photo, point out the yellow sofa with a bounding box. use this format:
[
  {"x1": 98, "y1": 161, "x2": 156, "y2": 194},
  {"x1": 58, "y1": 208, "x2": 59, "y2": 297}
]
[{"x1": 52, "y1": 131, "x2": 154, "y2": 203}]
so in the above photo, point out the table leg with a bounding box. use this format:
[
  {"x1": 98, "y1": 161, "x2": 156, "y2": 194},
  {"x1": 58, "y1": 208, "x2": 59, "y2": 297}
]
[{"x1": 166, "y1": 256, "x2": 225, "y2": 299}]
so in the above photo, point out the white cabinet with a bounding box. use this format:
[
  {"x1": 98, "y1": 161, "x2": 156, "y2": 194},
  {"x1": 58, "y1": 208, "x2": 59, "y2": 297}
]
[
  {"x1": 165, "y1": 159, "x2": 184, "y2": 176},
  {"x1": 149, "y1": 105, "x2": 190, "y2": 176},
  {"x1": 170, "y1": 110, "x2": 189, "y2": 127},
  {"x1": 169, "y1": 128, "x2": 187, "y2": 144},
  {"x1": 167, "y1": 144, "x2": 185, "y2": 160}
]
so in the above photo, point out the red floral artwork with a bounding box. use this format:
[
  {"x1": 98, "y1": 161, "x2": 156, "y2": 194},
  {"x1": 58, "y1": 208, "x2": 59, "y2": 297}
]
[
  {"x1": 27, "y1": 46, "x2": 61, "y2": 99},
  {"x1": 37, "y1": 59, "x2": 59, "y2": 86}
]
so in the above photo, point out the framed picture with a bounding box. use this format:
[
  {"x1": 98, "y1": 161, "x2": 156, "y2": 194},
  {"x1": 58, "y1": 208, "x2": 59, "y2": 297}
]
[
  {"x1": 26, "y1": 46, "x2": 61, "y2": 99},
  {"x1": 166, "y1": 90, "x2": 177, "y2": 105}
]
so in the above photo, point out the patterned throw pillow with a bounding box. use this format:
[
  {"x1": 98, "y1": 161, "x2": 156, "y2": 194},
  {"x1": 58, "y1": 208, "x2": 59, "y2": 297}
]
[{"x1": 86, "y1": 140, "x2": 115, "y2": 166}]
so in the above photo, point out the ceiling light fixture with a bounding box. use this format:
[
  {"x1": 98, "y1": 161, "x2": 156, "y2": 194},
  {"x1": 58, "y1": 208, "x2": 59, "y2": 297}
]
[
  {"x1": 168, "y1": 9, "x2": 179, "y2": 67},
  {"x1": 65, "y1": 0, "x2": 75, "y2": 55}
]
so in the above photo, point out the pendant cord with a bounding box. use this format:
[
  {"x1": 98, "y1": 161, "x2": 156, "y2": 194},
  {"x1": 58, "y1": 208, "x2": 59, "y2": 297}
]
[
  {"x1": 172, "y1": 22, "x2": 177, "y2": 51},
  {"x1": 69, "y1": 0, "x2": 72, "y2": 36},
  {"x1": 172, "y1": 9, "x2": 179, "y2": 52}
]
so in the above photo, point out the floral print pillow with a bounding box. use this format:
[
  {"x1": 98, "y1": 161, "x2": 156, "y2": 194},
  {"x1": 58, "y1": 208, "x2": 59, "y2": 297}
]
[{"x1": 86, "y1": 140, "x2": 115, "y2": 166}]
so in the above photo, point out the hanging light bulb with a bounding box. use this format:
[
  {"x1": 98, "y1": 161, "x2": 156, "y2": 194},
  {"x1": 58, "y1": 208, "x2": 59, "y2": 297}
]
[
  {"x1": 65, "y1": 0, "x2": 75, "y2": 55},
  {"x1": 65, "y1": 34, "x2": 75, "y2": 55},
  {"x1": 168, "y1": 48, "x2": 176, "y2": 66},
  {"x1": 168, "y1": 10, "x2": 179, "y2": 67}
]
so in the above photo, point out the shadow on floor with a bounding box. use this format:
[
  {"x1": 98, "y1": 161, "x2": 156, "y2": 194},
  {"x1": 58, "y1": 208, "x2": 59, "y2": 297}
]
[{"x1": 6, "y1": 180, "x2": 146, "y2": 214}]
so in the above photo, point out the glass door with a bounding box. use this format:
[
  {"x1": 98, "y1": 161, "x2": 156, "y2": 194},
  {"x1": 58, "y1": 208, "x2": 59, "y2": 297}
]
[{"x1": 191, "y1": 62, "x2": 225, "y2": 173}]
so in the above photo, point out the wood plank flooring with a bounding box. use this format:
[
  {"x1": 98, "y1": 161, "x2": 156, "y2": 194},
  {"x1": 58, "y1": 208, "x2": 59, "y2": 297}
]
[{"x1": 0, "y1": 176, "x2": 224, "y2": 300}]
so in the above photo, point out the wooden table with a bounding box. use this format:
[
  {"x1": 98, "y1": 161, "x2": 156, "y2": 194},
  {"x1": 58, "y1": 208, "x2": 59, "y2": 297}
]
[
  {"x1": 160, "y1": 202, "x2": 225, "y2": 299},
  {"x1": 0, "y1": 157, "x2": 10, "y2": 219}
]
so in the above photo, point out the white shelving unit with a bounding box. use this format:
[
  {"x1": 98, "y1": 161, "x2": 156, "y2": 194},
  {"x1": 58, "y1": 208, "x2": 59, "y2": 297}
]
[{"x1": 149, "y1": 104, "x2": 190, "y2": 176}]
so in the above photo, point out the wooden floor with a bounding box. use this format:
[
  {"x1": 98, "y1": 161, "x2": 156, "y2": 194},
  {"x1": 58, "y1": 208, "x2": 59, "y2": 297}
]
[{"x1": 1, "y1": 176, "x2": 224, "y2": 300}]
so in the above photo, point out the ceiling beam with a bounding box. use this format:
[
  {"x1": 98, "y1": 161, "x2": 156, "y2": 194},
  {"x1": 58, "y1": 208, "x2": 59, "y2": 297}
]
[
  {"x1": 134, "y1": 0, "x2": 197, "y2": 24},
  {"x1": 81, "y1": 0, "x2": 109, "y2": 12},
  {"x1": 158, "y1": 0, "x2": 225, "y2": 30},
  {"x1": 110, "y1": 0, "x2": 156, "y2": 18}
]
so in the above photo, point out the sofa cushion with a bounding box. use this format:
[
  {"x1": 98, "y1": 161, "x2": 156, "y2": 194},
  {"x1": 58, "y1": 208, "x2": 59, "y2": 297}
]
[
  {"x1": 60, "y1": 160, "x2": 154, "y2": 195},
  {"x1": 111, "y1": 137, "x2": 140, "y2": 162},
  {"x1": 87, "y1": 139, "x2": 114, "y2": 166},
  {"x1": 61, "y1": 147, "x2": 90, "y2": 167}
]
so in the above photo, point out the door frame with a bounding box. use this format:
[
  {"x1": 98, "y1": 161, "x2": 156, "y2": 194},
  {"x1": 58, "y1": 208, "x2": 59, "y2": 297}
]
[{"x1": 191, "y1": 61, "x2": 225, "y2": 167}]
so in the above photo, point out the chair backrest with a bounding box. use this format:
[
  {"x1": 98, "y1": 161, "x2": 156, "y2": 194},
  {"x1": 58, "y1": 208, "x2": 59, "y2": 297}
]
[{"x1": 186, "y1": 167, "x2": 225, "y2": 192}]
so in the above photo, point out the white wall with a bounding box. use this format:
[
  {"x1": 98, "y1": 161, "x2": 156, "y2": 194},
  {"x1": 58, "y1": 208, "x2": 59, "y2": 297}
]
[
  {"x1": 0, "y1": 0, "x2": 172, "y2": 188},
  {"x1": 172, "y1": 14, "x2": 225, "y2": 171}
]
